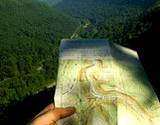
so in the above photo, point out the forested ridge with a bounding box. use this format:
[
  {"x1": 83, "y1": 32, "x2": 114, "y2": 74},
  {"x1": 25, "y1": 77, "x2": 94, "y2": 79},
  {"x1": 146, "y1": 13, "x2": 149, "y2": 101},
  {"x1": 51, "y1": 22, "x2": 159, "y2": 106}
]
[
  {"x1": 0, "y1": 0, "x2": 160, "y2": 124},
  {"x1": 48, "y1": 0, "x2": 156, "y2": 45},
  {"x1": 0, "y1": 0, "x2": 79, "y2": 108},
  {"x1": 55, "y1": 0, "x2": 155, "y2": 23}
]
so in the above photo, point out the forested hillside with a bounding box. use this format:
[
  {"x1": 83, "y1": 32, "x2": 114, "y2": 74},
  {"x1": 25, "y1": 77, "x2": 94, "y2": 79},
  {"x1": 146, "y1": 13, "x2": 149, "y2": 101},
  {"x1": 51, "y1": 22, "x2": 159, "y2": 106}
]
[
  {"x1": 0, "y1": 0, "x2": 156, "y2": 109},
  {"x1": 0, "y1": 0, "x2": 157, "y2": 110},
  {"x1": 45, "y1": 0, "x2": 155, "y2": 46},
  {"x1": 0, "y1": 0, "x2": 159, "y2": 124},
  {"x1": 54, "y1": 0, "x2": 155, "y2": 24},
  {"x1": 0, "y1": 0, "x2": 79, "y2": 108},
  {"x1": 39, "y1": 0, "x2": 62, "y2": 5}
]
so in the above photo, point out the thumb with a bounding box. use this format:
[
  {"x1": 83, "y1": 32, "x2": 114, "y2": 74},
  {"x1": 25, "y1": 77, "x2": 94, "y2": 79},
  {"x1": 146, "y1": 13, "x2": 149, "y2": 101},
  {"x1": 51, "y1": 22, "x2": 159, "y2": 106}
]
[{"x1": 31, "y1": 107, "x2": 76, "y2": 125}]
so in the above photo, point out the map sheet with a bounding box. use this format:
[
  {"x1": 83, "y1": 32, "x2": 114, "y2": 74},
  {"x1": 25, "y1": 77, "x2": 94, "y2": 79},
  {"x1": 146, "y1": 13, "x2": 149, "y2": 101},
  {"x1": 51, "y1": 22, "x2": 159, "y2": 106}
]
[{"x1": 54, "y1": 39, "x2": 160, "y2": 125}]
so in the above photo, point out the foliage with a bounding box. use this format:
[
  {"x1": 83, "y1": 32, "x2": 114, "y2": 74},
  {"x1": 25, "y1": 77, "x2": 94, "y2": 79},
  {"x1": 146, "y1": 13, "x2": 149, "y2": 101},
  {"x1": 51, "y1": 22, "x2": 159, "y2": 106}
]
[
  {"x1": 0, "y1": 0, "x2": 157, "y2": 111},
  {"x1": 54, "y1": 0, "x2": 155, "y2": 24},
  {"x1": 0, "y1": 0, "x2": 79, "y2": 107},
  {"x1": 60, "y1": 0, "x2": 155, "y2": 46}
]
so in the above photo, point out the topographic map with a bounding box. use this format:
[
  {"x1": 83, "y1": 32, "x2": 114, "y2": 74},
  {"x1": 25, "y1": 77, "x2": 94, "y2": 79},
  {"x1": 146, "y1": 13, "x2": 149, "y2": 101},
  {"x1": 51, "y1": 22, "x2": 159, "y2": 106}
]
[{"x1": 54, "y1": 39, "x2": 160, "y2": 125}]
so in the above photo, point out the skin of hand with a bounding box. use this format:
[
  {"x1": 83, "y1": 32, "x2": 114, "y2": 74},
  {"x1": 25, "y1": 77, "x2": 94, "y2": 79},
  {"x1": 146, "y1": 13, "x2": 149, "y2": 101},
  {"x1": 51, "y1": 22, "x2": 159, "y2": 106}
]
[{"x1": 29, "y1": 103, "x2": 76, "y2": 125}]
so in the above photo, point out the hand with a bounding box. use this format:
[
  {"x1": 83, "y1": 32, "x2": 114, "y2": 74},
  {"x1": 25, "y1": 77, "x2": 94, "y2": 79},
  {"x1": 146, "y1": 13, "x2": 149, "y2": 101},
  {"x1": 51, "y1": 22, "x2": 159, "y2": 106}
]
[{"x1": 29, "y1": 103, "x2": 76, "y2": 125}]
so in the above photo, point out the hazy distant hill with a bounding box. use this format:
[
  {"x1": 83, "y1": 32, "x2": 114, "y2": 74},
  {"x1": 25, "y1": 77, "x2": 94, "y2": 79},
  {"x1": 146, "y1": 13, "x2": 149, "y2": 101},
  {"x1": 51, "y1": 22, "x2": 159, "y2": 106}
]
[
  {"x1": 39, "y1": 0, "x2": 62, "y2": 5},
  {"x1": 52, "y1": 0, "x2": 155, "y2": 23},
  {"x1": 43, "y1": 0, "x2": 155, "y2": 6},
  {"x1": 40, "y1": 0, "x2": 156, "y2": 46}
]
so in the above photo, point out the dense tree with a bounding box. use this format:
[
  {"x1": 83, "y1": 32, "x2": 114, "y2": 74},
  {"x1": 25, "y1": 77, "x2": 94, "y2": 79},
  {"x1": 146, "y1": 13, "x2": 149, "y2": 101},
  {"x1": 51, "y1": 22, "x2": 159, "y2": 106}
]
[
  {"x1": 0, "y1": 0, "x2": 158, "y2": 124},
  {"x1": 64, "y1": 0, "x2": 155, "y2": 46},
  {"x1": 53, "y1": 0, "x2": 155, "y2": 24},
  {"x1": 0, "y1": 0, "x2": 79, "y2": 108}
]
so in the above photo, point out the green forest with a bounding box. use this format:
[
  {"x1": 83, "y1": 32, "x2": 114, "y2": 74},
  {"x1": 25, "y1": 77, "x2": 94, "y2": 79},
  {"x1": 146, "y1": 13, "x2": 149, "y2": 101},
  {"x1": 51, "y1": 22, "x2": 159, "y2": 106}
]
[
  {"x1": 52, "y1": 0, "x2": 155, "y2": 45},
  {"x1": 0, "y1": 0, "x2": 79, "y2": 108},
  {"x1": 0, "y1": 0, "x2": 160, "y2": 124},
  {"x1": 55, "y1": 0, "x2": 154, "y2": 23}
]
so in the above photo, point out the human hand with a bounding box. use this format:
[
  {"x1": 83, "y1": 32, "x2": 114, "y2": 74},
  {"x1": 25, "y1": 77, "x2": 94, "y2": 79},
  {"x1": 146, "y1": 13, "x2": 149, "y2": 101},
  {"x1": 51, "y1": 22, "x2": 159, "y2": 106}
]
[{"x1": 29, "y1": 103, "x2": 76, "y2": 125}]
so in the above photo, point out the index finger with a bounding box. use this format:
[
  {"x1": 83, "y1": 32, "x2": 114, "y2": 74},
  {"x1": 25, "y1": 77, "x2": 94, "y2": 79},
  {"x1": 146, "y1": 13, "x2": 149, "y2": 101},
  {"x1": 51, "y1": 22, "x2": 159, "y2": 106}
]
[
  {"x1": 35, "y1": 103, "x2": 55, "y2": 118},
  {"x1": 31, "y1": 107, "x2": 76, "y2": 125}
]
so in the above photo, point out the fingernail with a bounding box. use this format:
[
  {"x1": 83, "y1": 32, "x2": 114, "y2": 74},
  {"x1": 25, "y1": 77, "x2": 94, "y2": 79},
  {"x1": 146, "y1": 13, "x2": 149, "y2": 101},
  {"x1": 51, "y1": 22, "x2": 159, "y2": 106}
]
[{"x1": 65, "y1": 107, "x2": 76, "y2": 112}]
